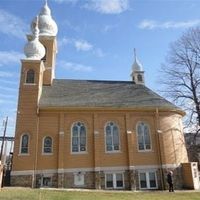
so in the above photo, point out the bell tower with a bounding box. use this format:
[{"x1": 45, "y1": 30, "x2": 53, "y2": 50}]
[
  {"x1": 12, "y1": 16, "x2": 46, "y2": 187},
  {"x1": 31, "y1": 0, "x2": 58, "y2": 85},
  {"x1": 130, "y1": 49, "x2": 145, "y2": 85}
]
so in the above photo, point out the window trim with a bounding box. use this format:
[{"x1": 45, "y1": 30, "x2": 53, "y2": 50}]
[
  {"x1": 104, "y1": 121, "x2": 121, "y2": 153},
  {"x1": 42, "y1": 136, "x2": 53, "y2": 155},
  {"x1": 137, "y1": 74, "x2": 143, "y2": 82},
  {"x1": 71, "y1": 121, "x2": 87, "y2": 154},
  {"x1": 41, "y1": 175, "x2": 52, "y2": 187},
  {"x1": 136, "y1": 121, "x2": 152, "y2": 152},
  {"x1": 105, "y1": 172, "x2": 124, "y2": 189},
  {"x1": 138, "y1": 170, "x2": 158, "y2": 190},
  {"x1": 19, "y1": 133, "x2": 30, "y2": 155},
  {"x1": 23, "y1": 83, "x2": 37, "y2": 86},
  {"x1": 25, "y1": 69, "x2": 35, "y2": 84},
  {"x1": 74, "y1": 172, "x2": 85, "y2": 186}
]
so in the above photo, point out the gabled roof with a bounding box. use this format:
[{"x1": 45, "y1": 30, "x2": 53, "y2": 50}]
[{"x1": 39, "y1": 79, "x2": 181, "y2": 111}]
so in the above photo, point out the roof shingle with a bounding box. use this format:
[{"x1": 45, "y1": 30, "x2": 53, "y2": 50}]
[{"x1": 39, "y1": 79, "x2": 180, "y2": 110}]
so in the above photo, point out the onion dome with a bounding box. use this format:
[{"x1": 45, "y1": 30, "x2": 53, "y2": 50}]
[
  {"x1": 31, "y1": 0, "x2": 58, "y2": 36},
  {"x1": 132, "y1": 48, "x2": 143, "y2": 72},
  {"x1": 24, "y1": 16, "x2": 45, "y2": 60}
]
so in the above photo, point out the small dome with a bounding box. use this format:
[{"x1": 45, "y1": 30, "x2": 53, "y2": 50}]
[
  {"x1": 132, "y1": 57, "x2": 143, "y2": 71},
  {"x1": 24, "y1": 17, "x2": 45, "y2": 60},
  {"x1": 31, "y1": 1, "x2": 58, "y2": 36},
  {"x1": 132, "y1": 49, "x2": 143, "y2": 72}
]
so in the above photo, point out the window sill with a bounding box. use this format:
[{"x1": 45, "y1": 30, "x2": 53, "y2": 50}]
[
  {"x1": 137, "y1": 150, "x2": 153, "y2": 153},
  {"x1": 71, "y1": 152, "x2": 88, "y2": 155},
  {"x1": 105, "y1": 151, "x2": 122, "y2": 154},
  {"x1": 18, "y1": 153, "x2": 30, "y2": 156},
  {"x1": 42, "y1": 153, "x2": 53, "y2": 156},
  {"x1": 23, "y1": 83, "x2": 37, "y2": 85}
]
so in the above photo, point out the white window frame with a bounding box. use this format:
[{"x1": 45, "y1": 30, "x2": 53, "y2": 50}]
[
  {"x1": 138, "y1": 170, "x2": 158, "y2": 190},
  {"x1": 105, "y1": 172, "x2": 124, "y2": 189},
  {"x1": 19, "y1": 133, "x2": 30, "y2": 155},
  {"x1": 41, "y1": 174, "x2": 52, "y2": 187},
  {"x1": 104, "y1": 121, "x2": 121, "y2": 153},
  {"x1": 25, "y1": 69, "x2": 35, "y2": 84},
  {"x1": 42, "y1": 136, "x2": 53, "y2": 155},
  {"x1": 71, "y1": 122, "x2": 87, "y2": 154},
  {"x1": 136, "y1": 121, "x2": 152, "y2": 152},
  {"x1": 74, "y1": 172, "x2": 85, "y2": 186}
]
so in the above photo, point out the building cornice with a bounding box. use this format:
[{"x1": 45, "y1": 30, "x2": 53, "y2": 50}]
[{"x1": 38, "y1": 106, "x2": 185, "y2": 116}]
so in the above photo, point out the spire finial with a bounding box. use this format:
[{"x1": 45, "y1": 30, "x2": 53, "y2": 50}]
[
  {"x1": 134, "y1": 48, "x2": 137, "y2": 61},
  {"x1": 24, "y1": 14, "x2": 45, "y2": 59},
  {"x1": 45, "y1": 0, "x2": 48, "y2": 6},
  {"x1": 33, "y1": 16, "x2": 39, "y2": 40}
]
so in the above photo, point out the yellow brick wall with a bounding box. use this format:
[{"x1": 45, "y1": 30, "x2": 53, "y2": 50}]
[
  {"x1": 159, "y1": 113, "x2": 188, "y2": 165},
  {"x1": 12, "y1": 109, "x2": 189, "y2": 172}
]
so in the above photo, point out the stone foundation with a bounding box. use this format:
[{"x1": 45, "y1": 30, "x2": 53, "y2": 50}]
[
  {"x1": 10, "y1": 167, "x2": 186, "y2": 190},
  {"x1": 163, "y1": 167, "x2": 183, "y2": 190},
  {"x1": 11, "y1": 175, "x2": 32, "y2": 187}
]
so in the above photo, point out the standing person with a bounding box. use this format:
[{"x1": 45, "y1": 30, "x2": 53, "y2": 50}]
[{"x1": 167, "y1": 171, "x2": 174, "y2": 192}]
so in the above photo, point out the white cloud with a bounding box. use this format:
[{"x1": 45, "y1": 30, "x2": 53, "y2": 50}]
[
  {"x1": 0, "y1": 71, "x2": 14, "y2": 78},
  {"x1": 62, "y1": 19, "x2": 80, "y2": 32},
  {"x1": 53, "y1": 0, "x2": 79, "y2": 4},
  {"x1": 103, "y1": 24, "x2": 118, "y2": 32},
  {"x1": 74, "y1": 40, "x2": 93, "y2": 51},
  {"x1": 0, "y1": 9, "x2": 28, "y2": 38},
  {"x1": 0, "y1": 51, "x2": 23, "y2": 67},
  {"x1": 93, "y1": 48, "x2": 105, "y2": 57},
  {"x1": 58, "y1": 38, "x2": 93, "y2": 51},
  {"x1": 58, "y1": 37, "x2": 105, "y2": 57},
  {"x1": 58, "y1": 37, "x2": 71, "y2": 48},
  {"x1": 84, "y1": 0, "x2": 129, "y2": 14},
  {"x1": 59, "y1": 60, "x2": 93, "y2": 72},
  {"x1": 138, "y1": 19, "x2": 200, "y2": 30}
]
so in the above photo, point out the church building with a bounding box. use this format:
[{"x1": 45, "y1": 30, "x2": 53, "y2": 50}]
[{"x1": 11, "y1": 1, "x2": 197, "y2": 190}]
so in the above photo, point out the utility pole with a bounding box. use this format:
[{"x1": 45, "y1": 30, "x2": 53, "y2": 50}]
[{"x1": 0, "y1": 117, "x2": 8, "y2": 161}]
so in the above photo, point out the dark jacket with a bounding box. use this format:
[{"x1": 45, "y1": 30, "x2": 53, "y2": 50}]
[{"x1": 167, "y1": 173, "x2": 173, "y2": 184}]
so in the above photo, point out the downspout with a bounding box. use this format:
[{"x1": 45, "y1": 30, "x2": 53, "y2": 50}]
[
  {"x1": 32, "y1": 62, "x2": 44, "y2": 188},
  {"x1": 155, "y1": 108, "x2": 165, "y2": 190},
  {"x1": 32, "y1": 108, "x2": 40, "y2": 188}
]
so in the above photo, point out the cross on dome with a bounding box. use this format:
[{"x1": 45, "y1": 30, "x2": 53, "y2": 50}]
[
  {"x1": 132, "y1": 48, "x2": 143, "y2": 72},
  {"x1": 24, "y1": 16, "x2": 46, "y2": 60},
  {"x1": 40, "y1": 0, "x2": 51, "y2": 16},
  {"x1": 33, "y1": 16, "x2": 39, "y2": 39},
  {"x1": 31, "y1": 0, "x2": 58, "y2": 36},
  {"x1": 130, "y1": 48, "x2": 145, "y2": 85}
]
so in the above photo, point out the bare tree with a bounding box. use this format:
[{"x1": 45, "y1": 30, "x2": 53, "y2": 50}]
[{"x1": 160, "y1": 27, "x2": 200, "y2": 152}]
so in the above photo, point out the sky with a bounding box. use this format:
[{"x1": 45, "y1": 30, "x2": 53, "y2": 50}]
[{"x1": 0, "y1": 0, "x2": 200, "y2": 137}]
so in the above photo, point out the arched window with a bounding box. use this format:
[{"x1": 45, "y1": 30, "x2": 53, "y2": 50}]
[
  {"x1": 43, "y1": 136, "x2": 52, "y2": 154},
  {"x1": 137, "y1": 74, "x2": 143, "y2": 82},
  {"x1": 105, "y1": 122, "x2": 120, "y2": 152},
  {"x1": 137, "y1": 122, "x2": 151, "y2": 151},
  {"x1": 71, "y1": 122, "x2": 86, "y2": 153},
  {"x1": 26, "y1": 69, "x2": 35, "y2": 83},
  {"x1": 20, "y1": 134, "x2": 29, "y2": 154}
]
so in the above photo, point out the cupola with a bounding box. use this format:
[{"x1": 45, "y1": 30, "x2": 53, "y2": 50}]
[
  {"x1": 24, "y1": 16, "x2": 46, "y2": 60},
  {"x1": 31, "y1": 0, "x2": 58, "y2": 36},
  {"x1": 131, "y1": 49, "x2": 145, "y2": 85}
]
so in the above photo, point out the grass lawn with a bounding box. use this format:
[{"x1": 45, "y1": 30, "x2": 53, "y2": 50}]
[{"x1": 0, "y1": 188, "x2": 200, "y2": 200}]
